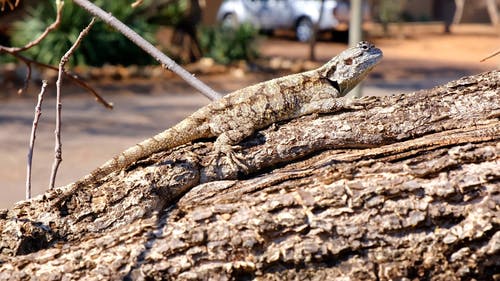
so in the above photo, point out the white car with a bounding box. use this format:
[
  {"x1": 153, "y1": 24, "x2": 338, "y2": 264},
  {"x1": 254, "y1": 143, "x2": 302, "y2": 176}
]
[{"x1": 216, "y1": 0, "x2": 368, "y2": 42}]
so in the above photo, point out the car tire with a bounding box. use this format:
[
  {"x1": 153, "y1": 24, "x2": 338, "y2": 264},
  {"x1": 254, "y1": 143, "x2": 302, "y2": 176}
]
[
  {"x1": 330, "y1": 29, "x2": 349, "y2": 43},
  {"x1": 295, "y1": 17, "x2": 314, "y2": 42},
  {"x1": 222, "y1": 13, "x2": 238, "y2": 29}
]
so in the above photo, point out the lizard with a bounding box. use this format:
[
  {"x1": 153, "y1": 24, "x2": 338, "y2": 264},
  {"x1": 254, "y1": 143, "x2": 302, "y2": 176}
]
[{"x1": 77, "y1": 41, "x2": 383, "y2": 186}]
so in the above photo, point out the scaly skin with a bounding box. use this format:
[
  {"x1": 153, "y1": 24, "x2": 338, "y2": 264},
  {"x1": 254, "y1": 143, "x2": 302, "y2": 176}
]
[{"x1": 78, "y1": 41, "x2": 383, "y2": 185}]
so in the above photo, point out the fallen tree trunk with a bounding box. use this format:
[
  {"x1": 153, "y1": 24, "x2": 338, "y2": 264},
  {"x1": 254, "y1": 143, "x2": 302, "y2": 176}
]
[{"x1": 0, "y1": 70, "x2": 499, "y2": 280}]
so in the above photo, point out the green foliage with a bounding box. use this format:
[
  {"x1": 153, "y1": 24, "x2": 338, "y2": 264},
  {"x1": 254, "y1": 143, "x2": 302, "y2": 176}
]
[
  {"x1": 378, "y1": 0, "x2": 407, "y2": 23},
  {"x1": 198, "y1": 24, "x2": 259, "y2": 65},
  {"x1": 149, "y1": 0, "x2": 187, "y2": 26},
  {"x1": 0, "y1": 51, "x2": 14, "y2": 64},
  {"x1": 9, "y1": 1, "x2": 158, "y2": 66}
]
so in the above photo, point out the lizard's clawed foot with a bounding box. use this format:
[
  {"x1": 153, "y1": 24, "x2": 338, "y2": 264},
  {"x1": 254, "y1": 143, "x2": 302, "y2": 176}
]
[
  {"x1": 205, "y1": 144, "x2": 248, "y2": 179},
  {"x1": 215, "y1": 144, "x2": 248, "y2": 170},
  {"x1": 345, "y1": 96, "x2": 379, "y2": 110}
]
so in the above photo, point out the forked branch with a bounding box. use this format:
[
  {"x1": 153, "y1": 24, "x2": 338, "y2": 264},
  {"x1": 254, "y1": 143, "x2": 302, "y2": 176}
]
[
  {"x1": 0, "y1": 1, "x2": 63, "y2": 53},
  {"x1": 0, "y1": 1, "x2": 112, "y2": 107}
]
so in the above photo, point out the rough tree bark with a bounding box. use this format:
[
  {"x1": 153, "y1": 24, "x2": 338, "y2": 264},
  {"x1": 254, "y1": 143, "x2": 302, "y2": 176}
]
[{"x1": 0, "y1": 71, "x2": 499, "y2": 280}]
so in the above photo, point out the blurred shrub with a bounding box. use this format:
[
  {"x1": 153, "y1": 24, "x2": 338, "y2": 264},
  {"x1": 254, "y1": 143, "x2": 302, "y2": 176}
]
[
  {"x1": 198, "y1": 24, "x2": 259, "y2": 65},
  {"x1": 147, "y1": 0, "x2": 187, "y2": 26},
  {"x1": 378, "y1": 0, "x2": 406, "y2": 23},
  {"x1": 377, "y1": 0, "x2": 407, "y2": 34},
  {"x1": 10, "y1": 1, "x2": 158, "y2": 66}
]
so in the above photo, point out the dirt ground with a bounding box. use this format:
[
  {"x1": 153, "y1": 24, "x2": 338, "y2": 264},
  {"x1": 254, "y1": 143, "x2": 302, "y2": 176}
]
[{"x1": 0, "y1": 23, "x2": 498, "y2": 209}]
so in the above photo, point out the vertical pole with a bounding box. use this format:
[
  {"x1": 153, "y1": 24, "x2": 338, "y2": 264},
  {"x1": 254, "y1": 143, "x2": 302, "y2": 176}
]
[
  {"x1": 485, "y1": 0, "x2": 499, "y2": 26},
  {"x1": 309, "y1": 0, "x2": 326, "y2": 61},
  {"x1": 349, "y1": 0, "x2": 363, "y2": 97},
  {"x1": 453, "y1": 0, "x2": 465, "y2": 24}
]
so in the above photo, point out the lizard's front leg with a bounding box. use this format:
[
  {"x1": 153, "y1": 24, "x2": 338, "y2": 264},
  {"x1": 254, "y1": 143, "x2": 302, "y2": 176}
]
[
  {"x1": 206, "y1": 126, "x2": 254, "y2": 178},
  {"x1": 214, "y1": 128, "x2": 251, "y2": 167}
]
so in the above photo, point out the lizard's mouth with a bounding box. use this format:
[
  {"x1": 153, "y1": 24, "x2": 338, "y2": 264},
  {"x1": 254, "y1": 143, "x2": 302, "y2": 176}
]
[{"x1": 326, "y1": 78, "x2": 342, "y2": 93}]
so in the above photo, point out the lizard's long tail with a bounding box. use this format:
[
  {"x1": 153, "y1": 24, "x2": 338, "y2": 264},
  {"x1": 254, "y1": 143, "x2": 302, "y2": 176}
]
[{"x1": 77, "y1": 116, "x2": 211, "y2": 186}]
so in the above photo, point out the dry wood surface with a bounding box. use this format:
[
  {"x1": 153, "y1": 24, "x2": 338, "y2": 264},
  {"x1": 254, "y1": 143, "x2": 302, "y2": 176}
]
[{"x1": 0, "y1": 70, "x2": 498, "y2": 280}]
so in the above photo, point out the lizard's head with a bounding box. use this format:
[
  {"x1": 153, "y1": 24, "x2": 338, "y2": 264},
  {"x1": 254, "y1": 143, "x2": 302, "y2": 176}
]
[{"x1": 321, "y1": 41, "x2": 383, "y2": 96}]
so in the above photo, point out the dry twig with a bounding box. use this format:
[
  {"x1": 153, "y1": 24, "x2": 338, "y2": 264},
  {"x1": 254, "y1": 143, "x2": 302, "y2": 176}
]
[
  {"x1": 0, "y1": 1, "x2": 63, "y2": 95},
  {"x1": 0, "y1": 0, "x2": 19, "y2": 11},
  {"x1": 10, "y1": 52, "x2": 114, "y2": 109},
  {"x1": 130, "y1": 0, "x2": 143, "y2": 8},
  {"x1": 480, "y1": 48, "x2": 500, "y2": 62},
  {"x1": 49, "y1": 18, "x2": 96, "y2": 189},
  {"x1": 0, "y1": 1, "x2": 112, "y2": 107},
  {"x1": 17, "y1": 58, "x2": 32, "y2": 95},
  {"x1": 0, "y1": 1, "x2": 63, "y2": 53},
  {"x1": 26, "y1": 80, "x2": 48, "y2": 199}
]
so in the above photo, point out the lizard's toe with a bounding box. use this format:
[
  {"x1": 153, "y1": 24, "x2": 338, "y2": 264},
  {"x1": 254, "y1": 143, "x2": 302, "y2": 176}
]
[
  {"x1": 205, "y1": 144, "x2": 248, "y2": 179},
  {"x1": 216, "y1": 144, "x2": 248, "y2": 170}
]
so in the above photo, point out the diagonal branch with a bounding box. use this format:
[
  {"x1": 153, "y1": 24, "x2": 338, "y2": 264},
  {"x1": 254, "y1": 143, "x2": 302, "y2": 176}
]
[
  {"x1": 0, "y1": 1, "x2": 63, "y2": 95},
  {"x1": 480, "y1": 47, "x2": 500, "y2": 62},
  {"x1": 71, "y1": 0, "x2": 223, "y2": 100},
  {"x1": 9, "y1": 52, "x2": 114, "y2": 109},
  {"x1": 0, "y1": 1, "x2": 63, "y2": 53}
]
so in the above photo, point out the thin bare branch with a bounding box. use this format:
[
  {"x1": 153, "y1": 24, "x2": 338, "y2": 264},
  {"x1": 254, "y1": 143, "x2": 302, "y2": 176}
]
[
  {"x1": 480, "y1": 48, "x2": 500, "y2": 62},
  {"x1": 0, "y1": 0, "x2": 19, "y2": 11},
  {"x1": 9, "y1": 52, "x2": 114, "y2": 109},
  {"x1": 130, "y1": 0, "x2": 143, "y2": 8},
  {"x1": 72, "y1": 0, "x2": 223, "y2": 100},
  {"x1": 17, "y1": 59, "x2": 32, "y2": 95},
  {"x1": 0, "y1": 1, "x2": 62, "y2": 94},
  {"x1": 49, "y1": 18, "x2": 96, "y2": 189},
  {"x1": 26, "y1": 80, "x2": 48, "y2": 199},
  {"x1": 0, "y1": 1, "x2": 64, "y2": 53},
  {"x1": 0, "y1": 1, "x2": 112, "y2": 108}
]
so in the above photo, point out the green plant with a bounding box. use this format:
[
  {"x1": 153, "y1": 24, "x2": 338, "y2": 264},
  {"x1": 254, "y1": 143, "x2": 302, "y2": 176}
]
[
  {"x1": 198, "y1": 23, "x2": 259, "y2": 65},
  {"x1": 9, "y1": 1, "x2": 158, "y2": 66},
  {"x1": 148, "y1": 0, "x2": 187, "y2": 26},
  {"x1": 377, "y1": 0, "x2": 407, "y2": 34},
  {"x1": 378, "y1": 0, "x2": 407, "y2": 23}
]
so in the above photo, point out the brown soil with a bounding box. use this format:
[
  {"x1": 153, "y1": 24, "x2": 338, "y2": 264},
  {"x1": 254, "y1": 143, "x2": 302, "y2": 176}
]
[{"x1": 0, "y1": 23, "x2": 498, "y2": 208}]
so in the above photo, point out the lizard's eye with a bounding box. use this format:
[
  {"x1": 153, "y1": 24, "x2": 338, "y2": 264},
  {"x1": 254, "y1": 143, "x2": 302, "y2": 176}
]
[
  {"x1": 344, "y1": 58, "x2": 353, "y2": 65},
  {"x1": 359, "y1": 41, "x2": 370, "y2": 50}
]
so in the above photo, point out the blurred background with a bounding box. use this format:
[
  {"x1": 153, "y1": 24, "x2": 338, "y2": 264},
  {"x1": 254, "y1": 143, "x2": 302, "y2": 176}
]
[{"x1": 0, "y1": 0, "x2": 499, "y2": 208}]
